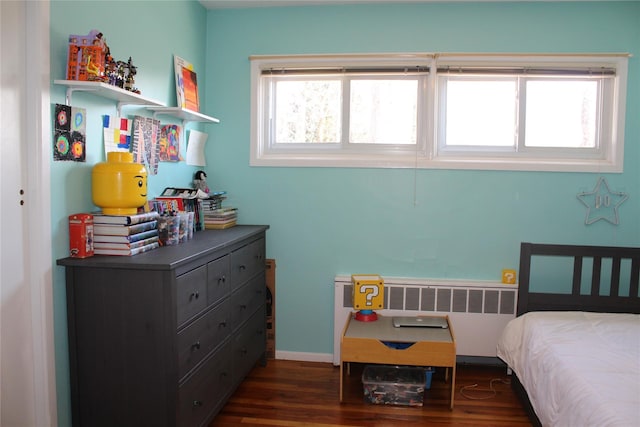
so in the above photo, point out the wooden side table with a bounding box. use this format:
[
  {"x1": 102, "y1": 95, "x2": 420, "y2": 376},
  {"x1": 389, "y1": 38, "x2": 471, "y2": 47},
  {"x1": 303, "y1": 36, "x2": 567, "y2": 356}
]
[{"x1": 340, "y1": 313, "x2": 456, "y2": 409}]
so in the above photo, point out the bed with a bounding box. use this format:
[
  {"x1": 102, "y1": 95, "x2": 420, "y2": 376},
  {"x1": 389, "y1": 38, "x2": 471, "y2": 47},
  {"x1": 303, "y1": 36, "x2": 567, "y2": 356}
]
[{"x1": 496, "y1": 242, "x2": 640, "y2": 427}]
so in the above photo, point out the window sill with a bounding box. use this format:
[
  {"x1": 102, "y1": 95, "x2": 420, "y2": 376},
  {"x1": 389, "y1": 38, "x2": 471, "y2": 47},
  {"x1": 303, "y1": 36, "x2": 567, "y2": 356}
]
[{"x1": 251, "y1": 152, "x2": 623, "y2": 172}]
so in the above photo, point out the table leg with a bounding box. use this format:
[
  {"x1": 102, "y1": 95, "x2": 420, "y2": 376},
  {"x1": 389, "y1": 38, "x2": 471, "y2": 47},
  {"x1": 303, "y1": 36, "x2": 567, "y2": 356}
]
[
  {"x1": 339, "y1": 361, "x2": 344, "y2": 402},
  {"x1": 450, "y1": 364, "x2": 456, "y2": 409}
]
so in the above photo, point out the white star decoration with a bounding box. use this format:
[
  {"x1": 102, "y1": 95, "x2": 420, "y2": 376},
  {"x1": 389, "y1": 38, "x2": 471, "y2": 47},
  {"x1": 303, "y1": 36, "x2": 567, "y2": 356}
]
[{"x1": 577, "y1": 177, "x2": 628, "y2": 225}]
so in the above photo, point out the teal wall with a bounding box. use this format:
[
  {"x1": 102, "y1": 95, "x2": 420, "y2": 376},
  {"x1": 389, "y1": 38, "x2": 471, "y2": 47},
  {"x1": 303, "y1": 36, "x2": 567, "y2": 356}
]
[
  {"x1": 50, "y1": 1, "x2": 210, "y2": 425},
  {"x1": 49, "y1": 1, "x2": 639, "y2": 426},
  {"x1": 205, "y1": 0, "x2": 639, "y2": 357}
]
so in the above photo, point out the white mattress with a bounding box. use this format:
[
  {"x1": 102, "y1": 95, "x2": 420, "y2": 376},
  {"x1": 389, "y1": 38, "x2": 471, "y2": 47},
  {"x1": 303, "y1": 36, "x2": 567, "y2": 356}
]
[{"x1": 497, "y1": 311, "x2": 640, "y2": 427}]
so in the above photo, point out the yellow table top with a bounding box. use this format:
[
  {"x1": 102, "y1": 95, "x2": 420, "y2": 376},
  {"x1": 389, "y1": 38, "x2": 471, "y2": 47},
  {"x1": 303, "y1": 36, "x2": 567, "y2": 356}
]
[{"x1": 344, "y1": 314, "x2": 453, "y2": 343}]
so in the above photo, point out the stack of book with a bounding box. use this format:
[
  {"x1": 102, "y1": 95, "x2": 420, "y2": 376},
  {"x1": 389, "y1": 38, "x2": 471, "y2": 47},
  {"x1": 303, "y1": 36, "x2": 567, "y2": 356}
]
[
  {"x1": 202, "y1": 201, "x2": 237, "y2": 230},
  {"x1": 92, "y1": 211, "x2": 160, "y2": 256}
]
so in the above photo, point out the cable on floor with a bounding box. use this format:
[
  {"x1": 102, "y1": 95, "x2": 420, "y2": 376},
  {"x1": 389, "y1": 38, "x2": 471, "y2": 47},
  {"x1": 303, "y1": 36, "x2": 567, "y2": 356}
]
[{"x1": 459, "y1": 378, "x2": 511, "y2": 400}]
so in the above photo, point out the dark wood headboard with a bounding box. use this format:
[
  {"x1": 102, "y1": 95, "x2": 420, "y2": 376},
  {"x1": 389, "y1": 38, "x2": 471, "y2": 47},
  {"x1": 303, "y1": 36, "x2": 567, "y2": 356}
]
[{"x1": 517, "y1": 242, "x2": 640, "y2": 316}]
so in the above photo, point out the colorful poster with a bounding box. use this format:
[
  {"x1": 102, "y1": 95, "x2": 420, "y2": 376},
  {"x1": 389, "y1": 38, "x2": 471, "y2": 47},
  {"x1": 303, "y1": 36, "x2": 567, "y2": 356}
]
[
  {"x1": 132, "y1": 115, "x2": 161, "y2": 175},
  {"x1": 182, "y1": 67, "x2": 199, "y2": 112},
  {"x1": 103, "y1": 115, "x2": 132, "y2": 155},
  {"x1": 53, "y1": 103, "x2": 86, "y2": 162},
  {"x1": 174, "y1": 55, "x2": 199, "y2": 111},
  {"x1": 159, "y1": 124, "x2": 181, "y2": 162}
]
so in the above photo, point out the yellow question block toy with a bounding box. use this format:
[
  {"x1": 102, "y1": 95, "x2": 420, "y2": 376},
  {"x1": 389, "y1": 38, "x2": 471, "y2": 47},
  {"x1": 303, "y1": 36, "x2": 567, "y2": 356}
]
[{"x1": 352, "y1": 274, "x2": 384, "y2": 321}]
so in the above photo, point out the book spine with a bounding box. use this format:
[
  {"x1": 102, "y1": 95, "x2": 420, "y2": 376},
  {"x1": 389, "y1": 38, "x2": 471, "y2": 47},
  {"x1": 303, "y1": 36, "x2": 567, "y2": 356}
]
[
  {"x1": 130, "y1": 241, "x2": 160, "y2": 256},
  {"x1": 127, "y1": 220, "x2": 158, "y2": 235},
  {"x1": 93, "y1": 236, "x2": 159, "y2": 250},
  {"x1": 93, "y1": 211, "x2": 160, "y2": 225},
  {"x1": 127, "y1": 229, "x2": 159, "y2": 242},
  {"x1": 126, "y1": 212, "x2": 160, "y2": 225}
]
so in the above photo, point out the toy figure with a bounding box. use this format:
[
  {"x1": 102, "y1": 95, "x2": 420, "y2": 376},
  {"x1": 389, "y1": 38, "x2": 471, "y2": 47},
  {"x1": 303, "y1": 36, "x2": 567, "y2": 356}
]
[
  {"x1": 124, "y1": 57, "x2": 140, "y2": 93},
  {"x1": 115, "y1": 60, "x2": 127, "y2": 88},
  {"x1": 194, "y1": 171, "x2": 210, "y2": 194}
]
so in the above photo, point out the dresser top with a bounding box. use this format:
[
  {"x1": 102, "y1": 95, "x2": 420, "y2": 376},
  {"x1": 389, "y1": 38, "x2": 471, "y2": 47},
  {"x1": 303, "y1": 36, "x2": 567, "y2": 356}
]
[{"x1": 57, "y1": 224, "x2": 269, "y2": 271}]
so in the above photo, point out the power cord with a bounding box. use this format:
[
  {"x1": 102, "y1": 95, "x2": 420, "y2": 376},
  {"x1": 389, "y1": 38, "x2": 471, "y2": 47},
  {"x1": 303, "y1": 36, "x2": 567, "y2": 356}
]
[{"x1": 460, "y1": 378, "x2": 511, "y2": 400}]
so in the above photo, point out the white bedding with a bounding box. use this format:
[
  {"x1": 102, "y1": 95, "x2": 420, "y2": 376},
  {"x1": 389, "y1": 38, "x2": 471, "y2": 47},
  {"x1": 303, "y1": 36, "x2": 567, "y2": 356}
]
[{"x1": 497, "y1": 311, "x2": 640, "y2": 427}]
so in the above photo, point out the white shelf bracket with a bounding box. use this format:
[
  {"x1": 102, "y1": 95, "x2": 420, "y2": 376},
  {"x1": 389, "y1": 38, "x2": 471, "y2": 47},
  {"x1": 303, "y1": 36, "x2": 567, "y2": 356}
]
[
  {"x1": 65, "y1": 87, "x2": 98, "y2": 106},
  {"x1": 117, "y1": 102, "x2": 150, "y2": 116}
]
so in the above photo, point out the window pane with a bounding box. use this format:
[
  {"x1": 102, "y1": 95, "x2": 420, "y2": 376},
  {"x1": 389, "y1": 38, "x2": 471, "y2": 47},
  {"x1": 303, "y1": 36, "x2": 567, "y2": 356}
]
[
  {"x1": 525, "y1": 80, "x2": 597, "y2": 148},
  {"x1": 444, "y1": 79, "x2": 517, "y2": 147},
  {"x1": 349, "y1": 80, "x2": 418, "y2": 145},
  {"x1": 274, "y1": 80, "x2": 341, "y2": 143}
]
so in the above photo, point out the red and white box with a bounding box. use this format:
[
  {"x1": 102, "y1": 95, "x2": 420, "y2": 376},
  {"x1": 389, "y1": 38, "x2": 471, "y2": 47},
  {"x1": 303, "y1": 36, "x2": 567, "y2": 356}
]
[{"x1": 69, "y1": 213, "x2": 94, "y2": 258}]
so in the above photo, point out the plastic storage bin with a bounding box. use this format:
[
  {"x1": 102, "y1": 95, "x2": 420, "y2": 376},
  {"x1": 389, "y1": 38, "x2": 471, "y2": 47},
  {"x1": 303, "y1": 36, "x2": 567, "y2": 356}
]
[{"x1": 362, "y1": 365, "x2": 425, "y2": 407}]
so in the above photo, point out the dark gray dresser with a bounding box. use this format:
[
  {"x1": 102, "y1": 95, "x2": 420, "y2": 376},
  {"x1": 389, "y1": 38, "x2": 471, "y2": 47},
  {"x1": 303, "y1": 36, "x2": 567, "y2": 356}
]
[{"x1": 57, "y1": 225, "x2": 269, "y2": 427}]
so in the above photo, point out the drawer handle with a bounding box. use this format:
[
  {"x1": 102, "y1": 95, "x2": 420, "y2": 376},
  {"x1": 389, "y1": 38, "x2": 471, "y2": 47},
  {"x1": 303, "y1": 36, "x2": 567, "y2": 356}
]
[
  {"x1": 190, "y1": 291, "x2": 200, "y2": 300},
  {"x1": 240, "y1": 304, "x2": 247, "y2": 310},
  {"x1": 239, "y1": 265, "x2": 246, "y2": 271},
  {"x1": 193, "y1": 400, "x2": 203, "y2": 407},
  {"x1": 191, "y1": 341, "x2": 201, "y2": 351},
  {"x1": 240, "y1": 347, "x2": 248, "y2": 355},
  {"x1": 218, "y1": 276, "x2": 226, "y2": 285},
  {"x1": 219, "y1": 320, "x2": 227, "y2": 328}
]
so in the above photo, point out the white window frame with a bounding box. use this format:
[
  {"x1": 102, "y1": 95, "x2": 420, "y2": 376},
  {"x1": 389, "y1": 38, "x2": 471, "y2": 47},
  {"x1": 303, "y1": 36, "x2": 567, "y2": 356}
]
[{"x1": 250, "y1": 53, "x2": 628, "y2": 172}]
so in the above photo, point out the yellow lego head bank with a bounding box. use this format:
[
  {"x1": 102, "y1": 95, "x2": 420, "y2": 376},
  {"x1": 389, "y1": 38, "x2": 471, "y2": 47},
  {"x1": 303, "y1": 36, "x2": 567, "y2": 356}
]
[{"x1": 92, "y1": 152, "x2": 147, "y2": 215}]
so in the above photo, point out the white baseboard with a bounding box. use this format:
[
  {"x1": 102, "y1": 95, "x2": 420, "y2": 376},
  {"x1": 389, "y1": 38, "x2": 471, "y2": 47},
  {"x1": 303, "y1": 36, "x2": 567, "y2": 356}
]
[{"x1": 275, "y1": 350, "x2": 333, "y2": 363}]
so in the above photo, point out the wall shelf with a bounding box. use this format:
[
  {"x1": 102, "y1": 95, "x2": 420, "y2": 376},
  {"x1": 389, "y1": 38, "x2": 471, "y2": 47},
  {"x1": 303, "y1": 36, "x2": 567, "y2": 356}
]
[
  {"x1": 147, "y1": 106, "x2": 220, "y2": 127},
  {"x1": 54, "y1": 79, "x2": 166, "y2": 114},
  {"x1": 54, "y1": 80, "x2": 220, "y2": 141}
]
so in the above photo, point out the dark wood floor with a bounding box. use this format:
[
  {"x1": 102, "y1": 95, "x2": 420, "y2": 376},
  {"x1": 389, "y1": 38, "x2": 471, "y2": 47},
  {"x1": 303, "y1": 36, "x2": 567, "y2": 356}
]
[{"x1": 209, "y1": 359, "x2": 532, "y2": 426}]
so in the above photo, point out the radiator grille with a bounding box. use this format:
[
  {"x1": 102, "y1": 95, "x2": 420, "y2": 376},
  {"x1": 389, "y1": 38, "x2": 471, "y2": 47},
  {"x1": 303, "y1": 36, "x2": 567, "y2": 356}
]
[{"x1": 340, "y1": 282, "x2": 516, "y2": 314}]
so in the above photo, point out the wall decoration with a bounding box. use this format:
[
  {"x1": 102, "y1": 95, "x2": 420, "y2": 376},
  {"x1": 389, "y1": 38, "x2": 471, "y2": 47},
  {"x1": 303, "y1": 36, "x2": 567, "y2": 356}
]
[
  {"x1": 159, "y1": 124, "x2": 182, "y2": 162},
  {"x1": 132, "y1": 115, "x2": 161, "y2": 175},
  {"x1": 174, "y1": 55, "x2": 199, "y2": 112},
  {"x1": 53, "y1": 103, "x2": 86, "y2": 162},
  {"x1": 577, "y1": 177, "x2": 628, "y2": 225},
  {"x1": 186, "y1": 129, "x2": 208, "y2": 166},
  {"x1": 102, "y1": 115, "x2": 132, "y2": 155}
]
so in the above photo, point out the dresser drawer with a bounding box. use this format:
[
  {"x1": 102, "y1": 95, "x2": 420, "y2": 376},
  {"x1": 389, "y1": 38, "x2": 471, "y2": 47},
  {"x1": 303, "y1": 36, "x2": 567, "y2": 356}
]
[
  {"x1": 176, "y1": 265, "x2": 208, "y2": 326},
  {"x1": 229, "y1": 273, "x2": 265, "y2": 331},
  {"x1": 232, "y1": 307, "x2": 266, "y2": 383},
  {"x1": 177, "y1": 301, "x2": 231, "y2": 380},
  {"x1": 207, "y1": 255, "x2": 229, "y2": 306},
  {"x1": 229, "y1": 238, "x2": 265, "y2": 287},
  {"x1": 178, "y1": 341, "x2": 232, "y2": 427}
]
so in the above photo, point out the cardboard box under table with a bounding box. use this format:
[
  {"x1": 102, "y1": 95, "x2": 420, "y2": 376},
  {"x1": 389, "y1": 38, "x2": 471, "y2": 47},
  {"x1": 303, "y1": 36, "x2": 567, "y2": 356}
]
[{"x1": 340, "y1": 314, "x2": 456, "y2": 409}]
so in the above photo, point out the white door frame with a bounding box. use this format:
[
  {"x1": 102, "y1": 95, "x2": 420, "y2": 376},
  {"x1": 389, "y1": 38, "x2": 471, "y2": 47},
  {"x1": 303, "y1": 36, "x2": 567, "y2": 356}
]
[{"x1": 0, "y1": 0, "x2": 56, "y2": 425}]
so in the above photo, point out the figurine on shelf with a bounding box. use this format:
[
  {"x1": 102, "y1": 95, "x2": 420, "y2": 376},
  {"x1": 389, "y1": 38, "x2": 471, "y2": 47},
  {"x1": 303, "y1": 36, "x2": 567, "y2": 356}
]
[
  {"x1": 193, "y1": 171, "x2": 209, "y2": 194},
  {"x1": 123, "y1": 57, "x2": 140, "y2": 94},
  {"x1": 115, "y1": 60, "x2": 127, "y2": 88},
  {"x1": 194, "y1": 171, "x2": 210, "y2": 194}
]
